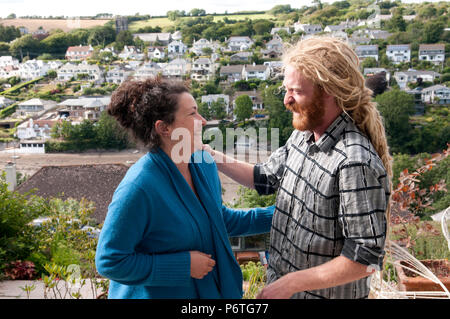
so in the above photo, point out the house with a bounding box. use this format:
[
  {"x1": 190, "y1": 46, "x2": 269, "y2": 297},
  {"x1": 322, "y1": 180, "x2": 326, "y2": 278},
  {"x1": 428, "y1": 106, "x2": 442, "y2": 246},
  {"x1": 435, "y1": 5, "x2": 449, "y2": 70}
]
[
  {"x1": 227, "y1": 36, "x2": 254, "y2": 52},
  {"x1": 191, "y1": 38, "x2": 217, "y2": 56},
  {"x1": 355, "y1": 45, "x2": 379, "y2": 61},
  {"x1": 368, "y1": 30, "x2": 392, "y2": 40},
  {"x1": 118, "y1": 46, "x2": 145, "y2": 60},
  {"x1": 0, "y1": 65, "x2": 20, "y2": 79},
  {"x1": 147, "y1": 46, "x2": 166, "y2": 60},
  {"x1": 133, "y1": 33, "x2": 172, "y2": 45},
  {"x1": 167, "y1": 40, "x2": 187, "y2": 55},
  {"x1": 171, "y1": 31, "x2": 182, "y2": 41},
  {"x1": 201, "y1": 94, "x2": 231, "y2": 114},
  {"x1": 394, "y1": 70, "x2": 441, "y2": 90},
  {"x1": 0, "y1": 97, "x2": 14, "y2": 110},
  {"x1": 294, "y1": 23, "x2": 322, "y2": 34},
  {"x1": 162, "y1": 58, "x2": 190, "y2": 78},
  {"x1": 105, "y1": 66, "x2": 132, "y2": 84},
  {"x1": 271, "y1": 27, "x2": 291, "y2": 35},
  {"x1": 324, "y1": 25, "x2": 346, "y2": 33},
  {"x1": 243, "y1": 64, "x2": 270, "y2": 81},
  {"x1": 190, "y1": 58, "x2": 215, "y2": 82},
  {"x1": 19, "y1": 59, "x2": 49, "y2": 81},
  {"x1": 15, "y1": 164, "x2": 130, "y2": 224},
  {"x1": 421, "y1": 85, "x2": 450, "y2": 104},
  {"x1": 386, "y1": 44, "x2": 411, "y2": 64},
  {"x1": 65, "y1": 45, "x2": 94, "y2": 61},
  {"x1": 230, "y1": 52, "x2": 252, "y2": 63},
  {"x1": 364, "y1": 68, "x2": 390, "y2": 82},
  {"x1": 16, "y1": 118, "x2": 59, "y2": 140},
  {"x1": 17, "y1": 98, "x2": 57, "y2": 116},
  {"x1": 57, "y1": 97, "x2": 110, "y2": 121},
  {"x1": 232, "y1": 91, "x2": 264, "y2": 111},
  {"x1": 261, "y1": 49, "x2": 281, "y2": 59},
  {"x1": 18, "y1": 140, "x2": 46, "y2": 154},
  {"x1": 265, "y1": 36, "x2": 284, "y2": 53},
  {"x1": 419, "y1": 44, "x2": 445, "y2": 65},
  {"x1": 0, "y1": 56, "x2": 19, "y2": 68},
  {"x1": 57, "y1": 62, "x2": 104, "y2": 84},
  {"x1": 133, "y1": 62, "x2": 163, "y2": 79},
  {"x1": 220, "y1": 65, "x2": 244, "y2": 82}
]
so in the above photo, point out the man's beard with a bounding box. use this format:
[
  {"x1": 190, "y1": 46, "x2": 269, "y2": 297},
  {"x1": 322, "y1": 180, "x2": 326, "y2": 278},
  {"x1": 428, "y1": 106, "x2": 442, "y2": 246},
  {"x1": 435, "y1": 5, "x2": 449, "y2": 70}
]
[{"x1": 286, "y1": 88, "x2": 325, "y2": 132}]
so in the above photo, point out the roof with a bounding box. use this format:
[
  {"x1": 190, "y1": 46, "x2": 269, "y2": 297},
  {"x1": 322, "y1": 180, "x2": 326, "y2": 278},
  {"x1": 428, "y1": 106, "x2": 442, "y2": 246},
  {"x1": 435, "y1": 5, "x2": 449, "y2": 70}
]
[
  {"x1": 67, "y1": 45, "x2": 92, "y2": 52},
  {"x1": 245, "y1": 64, "x2": 268, "y2": 72},
  {"x1": 421, "y1": 85, "x2": 450, "y2": 93},
  {"x1": 387, "y1": 44, "x2": 410, "y2": 50},
  {"x1": 18, "y1": 98, "x2": 55, "y2": 106},
  {"x1": 133, "y1": 33, "x2": 172, "y2": 42},
  {"x1": 16, "y1": 164, "x2": 130, "y2": 224},
  {"x1": 355, "y1": 45, "x2": 379, "y2": 50},
  {"x1": 220, "y1": 65, "x2": 244, "y2": 74},
  {"x1": 419, "y1": 44, "x2": 445, "y2": 51}
]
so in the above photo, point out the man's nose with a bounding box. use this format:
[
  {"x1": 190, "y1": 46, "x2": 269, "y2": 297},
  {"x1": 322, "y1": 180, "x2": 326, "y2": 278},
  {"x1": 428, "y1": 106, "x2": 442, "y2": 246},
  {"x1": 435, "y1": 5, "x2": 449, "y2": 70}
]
[{"x1": 284, "y1": 94, "x2": 295, "y2": 106}]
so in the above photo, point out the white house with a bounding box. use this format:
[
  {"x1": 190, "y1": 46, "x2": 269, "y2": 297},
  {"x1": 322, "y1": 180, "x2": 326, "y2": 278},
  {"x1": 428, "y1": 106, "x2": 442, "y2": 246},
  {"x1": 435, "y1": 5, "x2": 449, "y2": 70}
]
[
  {"x1": 294, "y1": 23, "x2": 322, "y2": 34},
  {"x1": 324, "y1": 25, "x2": 346, "y2": 33},
  {"x1": 119, "y1": 46, "x2": 145, "y2": 60},
  {"x1": 163, "y1": 58, "x2": 190, "y2": 78},
  {"x1": 19, "y1": 59, "x2": 49, "y2": 81},
  {"x1": 147, "y1": 46, "x2": 166, "y2": 60},
  {"x1": 386, "y1": 44, "x2": 411, "y2": 64},
  {"x1": 394, "y1": 70, "x2": 441, "y2": 90},
  {"x1": 133, "y1": 62, "x2": 163, "y2": 79},
  {"x1": 65, "y1": 45, "x2": 94, "y2": 61},
  {"x1": 191, "y1": 38, "x2": 217, "y2": 56},
  {"x1": 232, "y1": 91, "x2": 264, "y2": 111},
  {"x1": 243, "y1": 64, "x2": 270, "y2": 81},
  {"x1": 168, "y1": 41, "x2": 188, "y2": 55},
  {"x1": 16, "y1": 118, "x2": 58, "y2": 140},
  {"x1": 57, "y1": 97, "x2": 110, "y2": 121},
  {"x1": 105, "y1": 66, "x2": 132, "y2": 84},
  {"x1": 265, "y1": 36, "x2": 283, "y2": 53},
  {"x1": 227, "y1": 36, "x2": 254, "y2": 52},
  {"x1": 18, "y1": 140, "x2": 45, "y2": 154},
  {"x1": 230, "y1": 52, "x2": 252, "y2": 62},
  {"x1": 355, "y1": 45, "x2": 379, "y2": 61},
  {"x1": 421, "y1": 85, "x2": 450, "y2": 104},
  {"x1": 0, "y1": 56, "x2": 19, "y2": 68},
  {"x1": 364, "y1": 68, "x2": 391, "y2": 83},
  {"x1": 17, "y1": 98, "x2": 57, "y2": 116},
  {"x1": 419, "y1": 44, "x2": 445, "y2": 65},
  {"x1": 57, "y1": 61, "x2": 104, "y2": 84},
  {"x1": 190, "y1": 58, "x2": 215, "y2": 82}
]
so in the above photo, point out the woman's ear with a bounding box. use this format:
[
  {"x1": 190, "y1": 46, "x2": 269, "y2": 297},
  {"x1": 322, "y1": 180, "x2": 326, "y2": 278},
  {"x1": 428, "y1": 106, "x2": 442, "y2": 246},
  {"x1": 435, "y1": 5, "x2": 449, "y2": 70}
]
[{"x1": 154, "y1": 120, "x2": 170, "y2": 137}]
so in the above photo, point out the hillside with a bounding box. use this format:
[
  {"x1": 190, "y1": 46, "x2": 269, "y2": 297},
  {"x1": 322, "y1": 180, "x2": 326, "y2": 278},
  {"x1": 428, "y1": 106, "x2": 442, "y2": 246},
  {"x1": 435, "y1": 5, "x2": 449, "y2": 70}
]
[{"x1": 0, "y1": 18, "x2": 111, "y2": 33}]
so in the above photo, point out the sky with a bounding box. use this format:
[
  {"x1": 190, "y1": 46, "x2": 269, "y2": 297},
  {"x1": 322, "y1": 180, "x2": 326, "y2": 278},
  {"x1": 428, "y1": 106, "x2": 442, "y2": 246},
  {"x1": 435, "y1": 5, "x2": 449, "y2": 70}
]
[{"x1": 0, "y1": 0, "x2": 439, "y2": 19}]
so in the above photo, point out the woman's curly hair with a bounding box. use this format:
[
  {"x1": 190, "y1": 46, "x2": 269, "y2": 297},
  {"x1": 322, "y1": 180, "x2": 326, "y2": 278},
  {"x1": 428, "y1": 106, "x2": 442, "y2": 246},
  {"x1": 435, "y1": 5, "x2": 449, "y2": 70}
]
[{"x1": 107, "y1": 76, "x2": 189, "y2": 151}]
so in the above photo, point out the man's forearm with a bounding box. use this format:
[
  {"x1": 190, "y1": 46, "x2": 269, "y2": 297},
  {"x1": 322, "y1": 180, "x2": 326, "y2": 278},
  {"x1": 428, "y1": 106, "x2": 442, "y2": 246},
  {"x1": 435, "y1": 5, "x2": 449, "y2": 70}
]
[
  {"x1": 257, "y1": 256, "x2": 376, "y2": 299},
  {"x1": 211, "y1": 150, "x2": 255, "y2": 189}
]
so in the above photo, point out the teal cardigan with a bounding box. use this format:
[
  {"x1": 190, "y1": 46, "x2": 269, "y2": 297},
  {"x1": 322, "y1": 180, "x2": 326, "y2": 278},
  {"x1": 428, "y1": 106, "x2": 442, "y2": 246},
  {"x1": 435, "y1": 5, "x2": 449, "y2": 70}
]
[{"x1": 95, "y1": 149, "x2": 274, "y2": 299}]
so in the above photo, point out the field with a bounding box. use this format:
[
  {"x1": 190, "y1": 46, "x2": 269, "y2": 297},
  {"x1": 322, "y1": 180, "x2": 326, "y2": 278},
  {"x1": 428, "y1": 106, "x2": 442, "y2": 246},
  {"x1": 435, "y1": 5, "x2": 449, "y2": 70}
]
[
  {"x1": 129, "y1": 13, "x2": 276, "y2": 31},
  {"x1": 0, "y1": 18, "x2": 111, "y2": 32}
]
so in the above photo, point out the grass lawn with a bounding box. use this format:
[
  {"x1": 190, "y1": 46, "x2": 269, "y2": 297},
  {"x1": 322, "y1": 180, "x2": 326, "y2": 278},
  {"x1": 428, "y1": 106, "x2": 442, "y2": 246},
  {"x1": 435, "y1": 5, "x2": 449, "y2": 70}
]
[{"x1": 129, "y1": 13, "x2": 276, "y2": 31}]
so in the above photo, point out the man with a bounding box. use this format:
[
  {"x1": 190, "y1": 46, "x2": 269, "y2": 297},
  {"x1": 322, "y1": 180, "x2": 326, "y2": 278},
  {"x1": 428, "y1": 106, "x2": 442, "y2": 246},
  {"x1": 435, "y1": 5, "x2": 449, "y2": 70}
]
[{"x1": 205, "y1": 37, "x2": 392, "y2": 299}]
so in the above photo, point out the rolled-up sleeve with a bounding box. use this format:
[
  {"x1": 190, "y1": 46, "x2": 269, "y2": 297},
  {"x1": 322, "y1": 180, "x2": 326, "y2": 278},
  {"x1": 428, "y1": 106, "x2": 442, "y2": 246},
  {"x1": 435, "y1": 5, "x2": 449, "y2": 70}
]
[{"x1": 338, "y1": 162, "x2": 388, "y2": 269}]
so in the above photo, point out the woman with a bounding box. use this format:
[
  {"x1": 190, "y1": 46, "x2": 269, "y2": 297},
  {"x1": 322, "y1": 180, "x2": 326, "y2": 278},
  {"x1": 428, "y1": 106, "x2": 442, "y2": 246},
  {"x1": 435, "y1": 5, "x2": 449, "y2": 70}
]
[{"x1": 95, "y1": 76, "x2": 274, "y2": 299}]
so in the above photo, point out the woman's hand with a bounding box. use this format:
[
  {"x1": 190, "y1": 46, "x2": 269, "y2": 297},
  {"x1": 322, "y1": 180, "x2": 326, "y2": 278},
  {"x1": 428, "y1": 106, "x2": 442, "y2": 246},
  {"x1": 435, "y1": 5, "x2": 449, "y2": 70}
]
[{"x1": 190, "y1": 251, "x2": 216, "y2": 279}]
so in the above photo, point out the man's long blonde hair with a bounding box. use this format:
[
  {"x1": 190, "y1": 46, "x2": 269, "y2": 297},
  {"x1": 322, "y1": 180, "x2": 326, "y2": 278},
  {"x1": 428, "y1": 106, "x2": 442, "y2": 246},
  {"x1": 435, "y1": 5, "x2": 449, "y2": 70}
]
[{"x1": 283, "y1": 36, "x2": 393, "y2": 228}]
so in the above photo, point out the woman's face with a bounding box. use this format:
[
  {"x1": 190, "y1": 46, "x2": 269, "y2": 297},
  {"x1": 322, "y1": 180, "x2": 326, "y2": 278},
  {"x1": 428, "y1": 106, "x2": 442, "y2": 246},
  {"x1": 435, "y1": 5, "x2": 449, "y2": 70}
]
[{"x1": 167, "y1": 92, "x2": 207, "y2": 162}]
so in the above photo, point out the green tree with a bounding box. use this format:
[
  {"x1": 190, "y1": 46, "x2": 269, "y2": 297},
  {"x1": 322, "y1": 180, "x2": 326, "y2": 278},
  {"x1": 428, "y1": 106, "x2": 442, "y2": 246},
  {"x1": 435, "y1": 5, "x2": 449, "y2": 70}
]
[
  {"x1": 375, "y1": 88, "x2": 416, "y2": 154},
  {"x1": 94, "y1": 111, "x2": 129, "y2": 149},
  {"x1": 422, "y1": 21, "x2": 445, "y2": 44},
  {"x1": 234, "y1": 95, "x2": 253, "y2": 124},
  {"x1": 210, "y1": 98, "x2": 227, "y2": 120},
  {"x1": 198, "y1": 102, "x2": 212, "y2": 121},
  {"x1": 9, "y1": 34, "x2": 41, "y2": 59},
  {"x1": 115, "y1": 30, "x2": 134, "y2": 52}
]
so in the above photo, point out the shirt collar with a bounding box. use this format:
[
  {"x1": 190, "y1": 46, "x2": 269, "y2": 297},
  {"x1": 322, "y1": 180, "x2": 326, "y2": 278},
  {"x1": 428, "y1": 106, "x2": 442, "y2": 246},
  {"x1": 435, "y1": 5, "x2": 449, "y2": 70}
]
[{"x1": 303, "y1": 112, "x2": 350, "y2": 153}]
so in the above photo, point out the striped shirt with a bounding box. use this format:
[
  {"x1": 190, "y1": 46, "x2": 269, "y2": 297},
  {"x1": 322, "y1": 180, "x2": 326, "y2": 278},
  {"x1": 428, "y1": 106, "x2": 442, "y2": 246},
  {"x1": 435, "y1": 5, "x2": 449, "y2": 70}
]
[{"x1": 254, "y1": 113, "x2": 390, "y2": 299}]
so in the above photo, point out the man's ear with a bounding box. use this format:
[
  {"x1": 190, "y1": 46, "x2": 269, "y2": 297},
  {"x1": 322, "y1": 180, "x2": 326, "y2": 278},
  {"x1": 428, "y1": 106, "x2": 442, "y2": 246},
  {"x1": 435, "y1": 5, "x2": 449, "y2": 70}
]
[{"x1": 154, "y1": 120, "x2": 170, "y2": 137}]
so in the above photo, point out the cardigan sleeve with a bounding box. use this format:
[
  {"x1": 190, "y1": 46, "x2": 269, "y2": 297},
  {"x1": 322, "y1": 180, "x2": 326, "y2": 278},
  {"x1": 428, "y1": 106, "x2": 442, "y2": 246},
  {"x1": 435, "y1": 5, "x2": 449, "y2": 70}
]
[
  {"x1": 221, "y1": 205, "x2": 274, "y2": 237},
  {"x1": 95, "y1": 183, "x2": 191, "y2": 287}
]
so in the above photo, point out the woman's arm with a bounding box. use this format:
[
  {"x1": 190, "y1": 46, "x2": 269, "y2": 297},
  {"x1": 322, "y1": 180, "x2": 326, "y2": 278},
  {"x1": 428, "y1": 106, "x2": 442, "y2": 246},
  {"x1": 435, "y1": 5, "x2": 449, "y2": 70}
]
[{"x1": 221, "y1": 205, "x2": 275, "y2": 237}]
